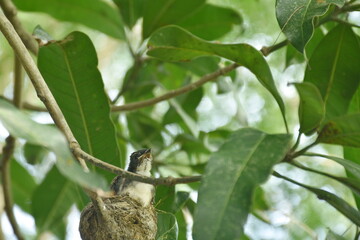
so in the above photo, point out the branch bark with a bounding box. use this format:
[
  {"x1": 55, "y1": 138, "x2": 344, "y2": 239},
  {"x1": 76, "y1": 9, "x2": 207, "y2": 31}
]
[
  {"x1": 0, "y1": 0, "x2": 38, "y2": 54},
  {"x1": 112, "y1": 63, "x2": 239, "y2": 112},
  {"x1": 1, "y1": 136, "x2": 24, "y2": 240}
]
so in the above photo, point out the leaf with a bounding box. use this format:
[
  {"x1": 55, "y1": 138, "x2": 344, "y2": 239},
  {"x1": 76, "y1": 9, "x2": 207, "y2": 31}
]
[
  {"x1": 177, "y1": 4, "x2": 243, "y2": 40},
  {"x1": 175, "y1": 211, "x2": 187, "y2": 240},
  {"x1": 317, "y1": 113, "x2": 360, "y2": 147},
  {"x1": 193, "y1": 128, "x2": 291, "y2": 240},
  {"x1": 12, "y1": 0, "x2": 125, "y2": 39},
  {"x1": 142, "y1": 0, "x2": 205, "y2": 38},
  {"x1": 275, "y1": 0, "x2": 345, "y2": 52},
  {"x1": 294, "y1": 82, "x2": 325, "y2": 135},
  {"x1": 325, "y1": 230, "x2": 347, "y2": 240},
  {"x1": 304, "y1": 24, "x2": 360, "y2": 122},
  {"x1": 32, "y1": 166, "x2": 77, "y2": 232},
  {"x1": 113, "y1": 0, "x2": 144, "y2": 29},
  {"x1": 155, "y1": 185, "x2": 176, "y2": 213},
  {"x1": 147, "y1": 26, "x2": 288, "y2": 130},
  {"x1": 273, "y1": 171, "x2": 360, "y2": 227},
  {"x1": 23, "y1": 142, "x2": 48, "y2": 165},
  {"x1": 285, "y1": 28, "x2": 325, "y2": 68},
  {"x1": 11, "y1": 160, "x2": 37, "y2": 212},
  {"x1": 38, "y1": 31, "x2": 122, "y2": 180},
  {"x1": 0, "y1": 98, "x2": 107, "y2": 190},
  {"x1": 156, "y1": 212, "x2": 178, "y2": 240}
]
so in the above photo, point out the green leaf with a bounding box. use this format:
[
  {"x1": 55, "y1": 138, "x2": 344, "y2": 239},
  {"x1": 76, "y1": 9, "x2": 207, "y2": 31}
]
[
  {"x1": 142, "y1": 0, "x2": 205, "y2": 39},
  {"x1": 294, "y1": 82, "x2": 325, "y2": 135},
  {"x1": 275, "y1": 0, "x2": 345, "y2": 52},
  {"x1": 38, "y1": 32, "x2": 122, "y2": 179},
  {"x1": 155, "y1": 185, "x2": 176, "y2": 213},
  {"x1": 32, "y1": 166, "x2": 77, "y2": 232},
  {"x1": 156, "y1": 212, "x2": 178, "y2": 240},
  {"x1": 177, "y1": 4, "x2": 243, "y2": 40},
  {"x1": 285, "y1": 28, "x2": 325, "y2": 68},
  {"x1": 147, "y1": 26, "x2": 288, "y2": 131},
  {"x1": 274, "y1": 171, "x2": 360, "y2": 227},
  {"x1": 0, "y1": 98, "x2": 107, "y2": 190},
  {"x1": 304, "y1": 24, "x2": 360, "y2": 121},
  {"x1": 23, "y1": 142, "x2": 48, "y2": 165},
  {"x1": 317, "y1": 113, "x2": 360, "y2": 148},
  {"x1": 13, "y1": 0, "x2": 125, "y2": 39},
  {"x1": 193, "y1": 128, "x2": 291, "y2": 240},
  {"x1": 11, "y1": 160, "x2": 37, "y2": 212},
  {"x1": 175, "y1": 211, "x2": 187, "y2": 240},
  {"x1": 114, "y1": 0, "x2": 144, "y2": 29},
  {"x1": 325, "y1": 230, "x2": 347, "y2": 240}
]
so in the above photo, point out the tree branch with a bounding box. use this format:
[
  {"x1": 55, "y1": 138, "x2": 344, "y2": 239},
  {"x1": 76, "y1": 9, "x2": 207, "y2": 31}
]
[
  {"x1": 0, "y1": 52, "x2": 25, "y2": 240},
  {"x1": 73, "y1": 147, "x2": 201, "y2": 186},
  {"x1": 112, "y1": 63, "x2": 239, "y2": 112},
  {"x1": 0, "y1": 12, "x2": 88, "y2": 170},
  {"x1": 1, "y1": 137, "x2": 23, "y2": 240},
  {"x1": 0, "y1": 0, "x2": 38, "y2": 54}
]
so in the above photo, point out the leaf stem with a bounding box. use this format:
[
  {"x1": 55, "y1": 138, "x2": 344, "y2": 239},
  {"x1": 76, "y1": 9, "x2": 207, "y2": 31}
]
[{"x1": 260, "y1": 40, "x2": 289, "y2": 57}]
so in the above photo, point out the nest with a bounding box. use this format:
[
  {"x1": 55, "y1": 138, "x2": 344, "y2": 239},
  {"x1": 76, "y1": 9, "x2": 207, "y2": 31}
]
[{"x1": 79, "y1": 194, "x2": 157, "y2": 240}]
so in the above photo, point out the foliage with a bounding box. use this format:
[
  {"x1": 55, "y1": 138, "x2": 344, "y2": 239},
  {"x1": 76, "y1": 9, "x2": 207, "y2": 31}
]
[{"x1": 0, "y1": 0, "x2": 360, "y2": 239}]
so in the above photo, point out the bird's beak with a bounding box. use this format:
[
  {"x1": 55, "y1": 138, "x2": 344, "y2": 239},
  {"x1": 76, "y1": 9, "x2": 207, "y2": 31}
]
[{"x1": 143, "y1": 148, "x2": 152, "y2": 159}]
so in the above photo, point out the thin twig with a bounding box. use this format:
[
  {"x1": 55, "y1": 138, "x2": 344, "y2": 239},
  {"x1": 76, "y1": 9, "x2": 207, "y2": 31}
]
[
  {"x1": 0, "y1": 12, "x2": 88, "y2": 170},
  {"x1": 73, "y1": 147, "x2": 202, "y2": 186},
  {"x1": 0, "y1": 0, "x2": 38, "y2": 54},
  {"x1": 1, "y1": 136, "x2": 24, "y2": 240},
  {"x1": 112, "y1": 63, "x2": 239, "y2": 111},
  {"x1": 0, "y1": 52, "x2": 25, "y2": 240}
]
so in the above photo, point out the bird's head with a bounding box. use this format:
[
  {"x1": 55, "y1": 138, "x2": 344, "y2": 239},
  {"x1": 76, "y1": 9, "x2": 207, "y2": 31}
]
[{"x1": 127, "y1": 148, "x2": 152, "y2": 176}]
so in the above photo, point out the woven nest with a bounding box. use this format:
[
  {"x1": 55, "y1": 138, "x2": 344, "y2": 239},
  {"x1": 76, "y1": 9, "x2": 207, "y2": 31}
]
[{"x1": 79, "y1": 194, "x2": 157, "y2": 240}]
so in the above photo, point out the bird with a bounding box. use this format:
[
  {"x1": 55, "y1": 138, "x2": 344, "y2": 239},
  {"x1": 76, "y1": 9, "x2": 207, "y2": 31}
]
[{"x1": 110, "y1": 148, "x2": 155, "y2": 207}]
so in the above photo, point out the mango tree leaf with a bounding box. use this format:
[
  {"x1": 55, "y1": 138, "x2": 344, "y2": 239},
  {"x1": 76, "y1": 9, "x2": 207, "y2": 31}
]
[
  {"x1": 345, "y1": 79, "x2": 360, "y2": 208},
  {"x1": 113, "y1": 0, "x2": 144, "y2": 29},
  {"x1": 325, "y1": 230, "x2": 347, "y2": 240},
  {"x1": 177, "y1": 4, "x2": 243, "y2": 40},
  {"x1": 11, "y1": 160, "x2": 37, "y2": 213},
  {"x1": 0, "y1": 98, "x2": 107, "y2": 190},
  {"x1": 32, "y1": 166, "x2": 77, "y2": 233},
  {"x1": 304, "y1": 24, "x2": 360, "y2": 121},
  {"x1": 273, "y1": 171, "x2": 360, "y2": 227},
  {"x1": 24, "y1": 142, "x2": 48, "y2": 165},
  {"x1": 38, "y1": 31, "x2": 121, "y2": 180},
  {"x1": 142, "y1": 0, "x2": 205, "y2": 39},
  {"x1": 193, "y1": 128, "x2": 291, "y2": 240},
  {"x1": 175, "y1": 211, "x2": 187, "y2": 240},
  {"x1": 317, "y1": 113, "x2": 360, "y2": 148},
  {"x1": 147, "y1": 26, "x2": 288, "y2": 131},
  {"x1": 13, "y1": 0, "x2": 125, "y2": 39},
  {"x1": 294, "y1": 82, "x2": 325, "y2": 135},
  {"x1": 156, "y1": 212, "x2": 178, "y2": 240},
  {"x1": 275, "y1": 0, "x2": 345, "y2": 52},
  {"x1": 285, "y1": 28, "x2": 325, "y2": 68}
]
